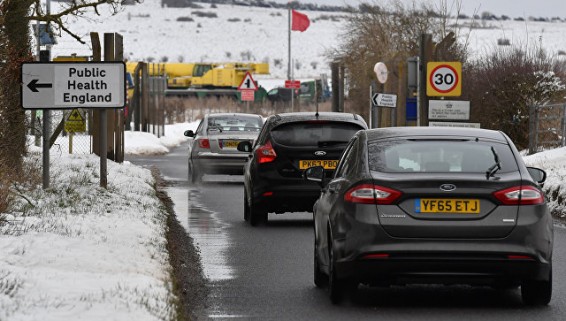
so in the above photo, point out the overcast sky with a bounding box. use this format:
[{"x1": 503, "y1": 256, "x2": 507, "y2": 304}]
[{"x1": 282, "y1": 1, "x2": 566, "y2": 19}]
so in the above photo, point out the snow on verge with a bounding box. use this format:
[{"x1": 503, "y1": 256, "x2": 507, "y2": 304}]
[
  {"x1": 0, "y1": 152, "x2": 176, "y2": 321},
  {"x1": 524, "y1": 147, "x2": 566, "y2": 218}
]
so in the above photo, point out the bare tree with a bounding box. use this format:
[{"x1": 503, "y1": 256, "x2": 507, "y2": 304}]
[
  {"x1": 0, "y1": 0, "x2": 141, "y2": 196},
  {"x1": 330, "y1": 0, "x2": 467, "y2": 120}
]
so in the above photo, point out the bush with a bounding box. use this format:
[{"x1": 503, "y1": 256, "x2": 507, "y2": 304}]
[
  {"x1": 191, "y1": 11, "x2": 217, "y2": 18},
  {"x1": 463, "y1": 47, "x2": 566, "y2": 149},
  {"x1": 176, "y1": 16, "x2": 194, "y2": 22}
]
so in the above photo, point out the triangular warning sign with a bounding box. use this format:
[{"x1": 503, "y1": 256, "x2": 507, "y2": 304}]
[
  {"x1": 237, "y1": 72, "x2": 259, "y2": 91},
  {"x1": 67, "y1": 109, "x2": 84, "y2": 121}
]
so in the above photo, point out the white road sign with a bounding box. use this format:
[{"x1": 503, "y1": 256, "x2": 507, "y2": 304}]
[
  {"x1": 428, "y1": 100, "x2": 470, "y2": 120},
  {"x1": 429, "y1": 121, "x2": 480, "y2": 128},
  {"x1": 21, "y1": 62, "x2": 126, "y2": 109},
  {"x1": 372, "y1": 93, "x2": 397, "y2": 108}
]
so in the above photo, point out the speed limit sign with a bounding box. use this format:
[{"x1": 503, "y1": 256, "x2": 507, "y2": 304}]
[{"x1": 427, "y1": 62, "x2": 462, "y2": 96}]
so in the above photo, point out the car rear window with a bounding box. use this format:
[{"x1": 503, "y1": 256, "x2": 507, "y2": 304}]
[
  {"x1": 270, "y1": 121, "x2": 363, "y2": 147},
  {"x1": 208, "y1": 115, "x2": 262, "y2": 132},
  {"x1": 368, "y1": 139, "x2": 519, "y2": 173}
]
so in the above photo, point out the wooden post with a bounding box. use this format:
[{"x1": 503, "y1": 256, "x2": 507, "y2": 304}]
[
  {"x1": 115, "y1": 33, "x2": 124, "y2": 163},
  {"x1": 142, "y1": 63, "x2": 150, "y2": 132},
  {"x1": 331, "y1": 62, "x2": 339, "y2": 112},
  {"x1": 339, "y1": 64, "x2": 345, "y2": 112},
  {"x1": 90, "y1": 32, "x2": 101, "y2": 156},
  {"x1": 419, "y1": 33, "x2": 433, "y2": 127},
  {"x1": 104, "y1": 33, "x2": 116, "y2": 162}
]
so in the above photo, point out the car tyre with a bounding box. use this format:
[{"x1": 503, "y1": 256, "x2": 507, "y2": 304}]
[
  {"x1": 328, "y1": 241, "x2": 346, "y2": 304},
  {"x1": 249, "y1": 197, "x2": 267, "y2": 227},
  {"x1": 188, "y1": 162, "x2": 202, "y2": 184},
  {"x1": 314, "y1": 241, "x2": 327, "y2": 288},
  {"x1": 243, "y1": 189, "x2": 250, "y2": 222},
  {"x1": 521, "y1": 269, "x2": 552, "y2": 306}
]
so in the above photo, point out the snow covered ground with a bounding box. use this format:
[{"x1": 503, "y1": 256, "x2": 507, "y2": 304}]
[
  {"x1": 0, "y1": 122, "x2": 198, "y2": 321},
  {"x1": 1, "y1": 121, "x2": 565, "y2": 320},
  {"x1": 5, "y1": 0, "x2": 565, "y2": 319},
  {"x1": 48, "y1": 0, "x2": 566, "y2": 83}
]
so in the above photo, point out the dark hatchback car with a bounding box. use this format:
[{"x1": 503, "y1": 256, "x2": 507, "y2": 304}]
[
  {"x1": 238, "y1": 112, "x2": 368, "y2": 226},
  {"x1": 305, "y1": 127, "x2": 553, "y2": 305}
]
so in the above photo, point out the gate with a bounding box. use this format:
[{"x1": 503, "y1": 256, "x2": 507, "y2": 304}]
[{"x1": 528, "y1": 103, "x2": 566, "y2": 154}]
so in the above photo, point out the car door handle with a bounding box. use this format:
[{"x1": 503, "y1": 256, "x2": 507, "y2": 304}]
[{"x1": 327, "y1": 186, "x2": 337, "y2": 193}]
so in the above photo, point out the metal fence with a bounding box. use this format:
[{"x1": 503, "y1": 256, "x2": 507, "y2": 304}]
[
  {"x1": 528, "y1": 103, "x2": 566, "y2": 154},
  {"x1": 28, "y1": 109, "x2": 93, "y2": 155}
]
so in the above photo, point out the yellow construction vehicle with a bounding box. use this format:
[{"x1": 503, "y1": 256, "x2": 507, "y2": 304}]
[
  {"x1": 168, "y1": 62, "x2": 269, "y2": 89},
  {"x1": 127, "y1": 61, "x2": 269, "y2": 99}
]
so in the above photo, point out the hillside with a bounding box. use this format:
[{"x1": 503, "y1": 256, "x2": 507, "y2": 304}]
[{"x1": 50, "y1": 0, "x2": 566, "y2": 81}]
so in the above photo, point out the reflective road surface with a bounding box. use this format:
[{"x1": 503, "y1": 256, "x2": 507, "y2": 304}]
[{"x1": 129, "y1": 143, "x2": 566, "y2": 321}]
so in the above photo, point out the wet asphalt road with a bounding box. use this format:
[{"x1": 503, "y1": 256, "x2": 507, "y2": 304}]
[{"x1": 129, "y1": 143, "x2": 566, "y2": 321}]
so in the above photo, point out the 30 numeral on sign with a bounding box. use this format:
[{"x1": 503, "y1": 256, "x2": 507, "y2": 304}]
[{"x1": 427, "y1": 62, "x2": 462, "y2": 97}]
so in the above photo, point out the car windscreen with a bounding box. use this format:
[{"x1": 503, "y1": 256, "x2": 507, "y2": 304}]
[
  {"x1": 270, "y1": 121, "x2": 364, "y2": 147},
  {"x1": 207, "y1": 115, "x2": 262, "y2": 132},
  {"x1": 368, "y1": 139, "x2": 519, "y2": 173}
]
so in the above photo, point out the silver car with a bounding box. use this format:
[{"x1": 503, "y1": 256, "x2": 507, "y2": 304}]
[{"x1": 184, "y1": 113, "x2": 263, "y2": 183}]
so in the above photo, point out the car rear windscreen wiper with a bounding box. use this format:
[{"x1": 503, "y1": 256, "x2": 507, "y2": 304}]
[
  {"x1": 317, "y1": 140, "x2": 348, "y2": 147},
  {"x1": 486, "y1": 146, "x2": 502, "y2": 179}
]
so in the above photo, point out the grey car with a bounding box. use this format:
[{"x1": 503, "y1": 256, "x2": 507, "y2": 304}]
[
  {"x1": 305, "y1": 127, "x2": 553, "y2": 305},
  {"x1": 184, "y1": 113, "x2": 263, "y2": 183}
]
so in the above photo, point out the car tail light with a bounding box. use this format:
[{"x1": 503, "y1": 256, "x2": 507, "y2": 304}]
[
  {"x1": 344, "y1": 184, "x2": 402, "y2": 205},
  {"x1": 493, "y1": 185, "x2": 544, "y2": 205},
  {"x1": 507, "y1": 254, "x2": 535, "y2": 261},
  {"x1": 257, "y1": 140, "x2": 277, "y2": 164},
  {"x1": 198, "y1": 138, "x2": 210, "y2": 149}
]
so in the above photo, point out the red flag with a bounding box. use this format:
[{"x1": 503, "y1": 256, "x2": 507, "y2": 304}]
[{"x1": 291, "y1": 10, "x2": 310, "y2": 32}]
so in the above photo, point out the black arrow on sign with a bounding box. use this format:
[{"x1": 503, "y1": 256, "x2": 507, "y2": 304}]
[{"x1": 27, "y1": 79, "x2": 52, "y2": 92}]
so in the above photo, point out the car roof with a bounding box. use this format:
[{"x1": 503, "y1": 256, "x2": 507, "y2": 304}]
[
  {"x1": 206, "y1": 113, "x2": 261, "y2": 118},
  {"x1": 363, "y1": 127, "x2": 508, "y2": 142},
  {"x1": 266, "y1": 112, "x2": 367, "y2": 127}
]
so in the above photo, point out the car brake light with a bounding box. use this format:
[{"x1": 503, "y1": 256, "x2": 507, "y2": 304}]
[
  {"x1": 344, "y1": 184, "x2": 402, "y2": 205},
  {"x1": 507, "y1": 255, "x2": 535, "y2": 260},
  {"x1": 493, "y1": 185, "x2": 544, "y2": 205},
  {"x1": 198, "y1": 138, "x2": 210, "y2": 149},
  {"x1": 257, "y1": 140, "x2": 277, "y2": 164}
]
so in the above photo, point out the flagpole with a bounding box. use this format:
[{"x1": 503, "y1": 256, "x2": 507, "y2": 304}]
[{"x1": 288, "y1": 5, "x2": 291, "y2": 80}]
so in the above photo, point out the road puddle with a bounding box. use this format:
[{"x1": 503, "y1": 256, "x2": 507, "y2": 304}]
[{"x1": 166, "y1": 187, "x2": 235, "y2": 281}]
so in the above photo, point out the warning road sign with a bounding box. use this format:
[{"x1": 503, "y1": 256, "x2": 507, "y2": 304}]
[
  {"x1": 65, "y1": 109, "x2": 86, "y2": 133},
  {"x1": 427, "y1": 62, "x2": 462, "y2": 97},
  {"x1": 237, "y1": 72, "x2": 258, "y2": 91}
]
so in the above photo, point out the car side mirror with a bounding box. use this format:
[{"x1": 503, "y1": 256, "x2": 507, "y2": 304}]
[
  {"x1": 237, "y1": 141, "x2": 253, "y2": 153},
  {"x1": 304, "y1": 166, "x2": 325, "y2": 186},
  {"x1": 527, "y1": 167, "x2": 547, "y2": 184},
  {"x1": 184, "y1": 130, "x2": 195, "y2": 138}
]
